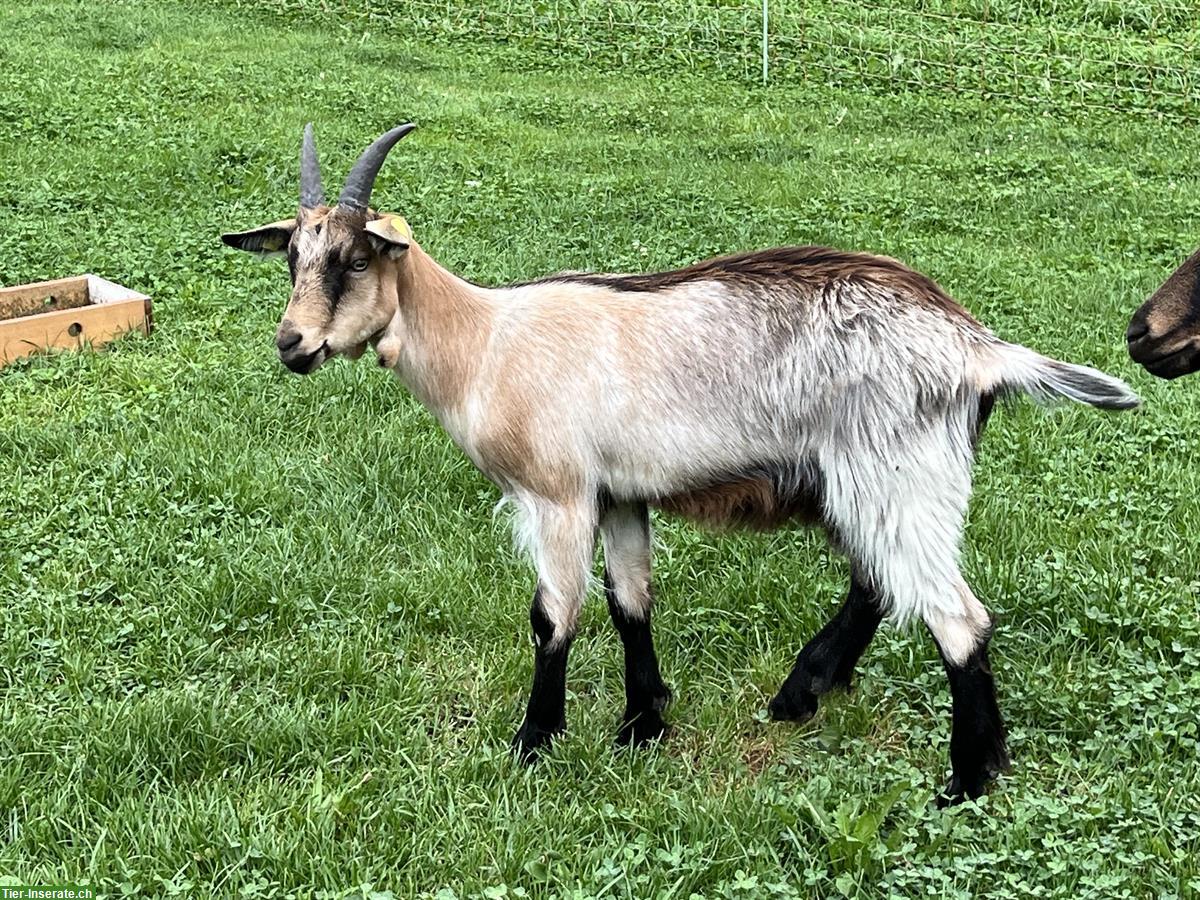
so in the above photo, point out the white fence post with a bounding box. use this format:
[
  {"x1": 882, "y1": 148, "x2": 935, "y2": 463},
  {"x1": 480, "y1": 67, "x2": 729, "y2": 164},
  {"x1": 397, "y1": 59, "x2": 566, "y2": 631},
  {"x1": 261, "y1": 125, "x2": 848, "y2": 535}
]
[{"x1": 761, "y1": 0, "x2": 769, "y2": 84}]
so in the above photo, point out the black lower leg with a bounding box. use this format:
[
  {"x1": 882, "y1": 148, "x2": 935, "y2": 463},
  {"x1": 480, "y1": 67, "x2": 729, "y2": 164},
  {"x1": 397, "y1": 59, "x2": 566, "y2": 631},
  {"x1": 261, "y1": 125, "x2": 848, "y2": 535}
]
[
  {"x1": 604, "y1": 570, "x2": 671, "y2": 747},
  {"x1": 769, "y1": 575, "x2": 883, "y2": 723},
  {"x1": 938, "y1": 634, "x2": 1010, "y2": 806},
  {"x1": 512, "y1": 586, "x2": 572, "y2": 763}
]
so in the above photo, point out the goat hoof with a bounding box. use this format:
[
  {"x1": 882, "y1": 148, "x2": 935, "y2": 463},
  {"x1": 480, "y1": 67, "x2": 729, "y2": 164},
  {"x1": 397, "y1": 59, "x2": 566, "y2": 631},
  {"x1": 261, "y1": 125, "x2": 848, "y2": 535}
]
[
  {"x1": 936, "y1": 776, "x2": 968, "y2": 808},
  {"x1": 511, "y1": 720, "x2": 562, "y2": 764},
  {"x1": 615, "y1": 708, "x2": 669, "y2": 748},
  {"x1": 768, "y1": 688, "x2": 819, "y2": 724},
  {"x1": 936, "y1": 768, "x2": 1001, "y2": 809}
]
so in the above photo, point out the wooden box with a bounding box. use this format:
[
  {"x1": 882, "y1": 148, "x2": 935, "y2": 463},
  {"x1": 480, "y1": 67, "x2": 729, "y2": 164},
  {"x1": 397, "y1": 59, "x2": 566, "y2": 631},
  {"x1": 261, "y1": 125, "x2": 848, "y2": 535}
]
[{"x1": 0, "y1": 274, "x2": 152, "y2": 368}]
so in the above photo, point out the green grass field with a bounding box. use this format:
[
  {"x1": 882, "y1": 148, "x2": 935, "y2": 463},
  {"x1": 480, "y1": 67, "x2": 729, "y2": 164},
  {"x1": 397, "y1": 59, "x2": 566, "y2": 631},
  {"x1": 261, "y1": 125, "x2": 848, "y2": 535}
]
[{"x1": 2, "y1": 1, "x2": 1199, "y2": 897}]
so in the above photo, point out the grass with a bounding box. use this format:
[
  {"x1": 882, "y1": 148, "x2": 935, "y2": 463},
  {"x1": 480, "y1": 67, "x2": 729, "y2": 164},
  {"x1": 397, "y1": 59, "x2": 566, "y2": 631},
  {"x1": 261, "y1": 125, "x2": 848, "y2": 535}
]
[
  {"x1": 228, "y1": 0, "x2": 1200, "y2": 119},
  {"x1": 1, "y1": 1, "x2": 1199, "y2": 897}
]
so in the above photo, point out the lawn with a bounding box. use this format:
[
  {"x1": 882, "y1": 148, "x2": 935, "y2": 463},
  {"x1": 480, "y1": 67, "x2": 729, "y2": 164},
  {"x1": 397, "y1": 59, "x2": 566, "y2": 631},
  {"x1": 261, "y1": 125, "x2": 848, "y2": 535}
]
[{"x1": 1, "y1": 1, "x2": 1199, "y2": 897}]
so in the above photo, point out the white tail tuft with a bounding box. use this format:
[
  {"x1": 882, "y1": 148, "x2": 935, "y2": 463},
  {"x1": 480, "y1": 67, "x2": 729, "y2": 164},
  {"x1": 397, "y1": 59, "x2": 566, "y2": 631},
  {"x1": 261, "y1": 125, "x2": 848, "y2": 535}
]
[{"x1": 979, "y1": 341, "x2": 1140, "y2": 410}]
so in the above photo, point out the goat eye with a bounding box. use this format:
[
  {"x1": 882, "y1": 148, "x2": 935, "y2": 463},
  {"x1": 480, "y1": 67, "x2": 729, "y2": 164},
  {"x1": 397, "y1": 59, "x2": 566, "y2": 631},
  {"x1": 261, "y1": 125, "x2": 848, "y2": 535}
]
[{"x1": 350, "y1": 258, "x2": 370, "y2": 272}]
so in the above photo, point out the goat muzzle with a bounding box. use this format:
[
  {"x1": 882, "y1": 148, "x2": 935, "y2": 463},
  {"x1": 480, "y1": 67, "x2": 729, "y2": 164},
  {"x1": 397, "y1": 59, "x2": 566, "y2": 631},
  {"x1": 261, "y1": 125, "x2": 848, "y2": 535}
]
[
  {"x1": 277, "y1": 333, "x2": 329, "y2": 375},
  {"x1": 1127, "y1": 310, "x2": 1200, "y2": 378}
]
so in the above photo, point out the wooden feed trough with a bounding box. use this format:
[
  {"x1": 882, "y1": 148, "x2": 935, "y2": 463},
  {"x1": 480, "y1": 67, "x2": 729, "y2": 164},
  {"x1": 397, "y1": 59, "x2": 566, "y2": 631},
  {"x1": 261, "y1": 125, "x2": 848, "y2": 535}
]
[{"x1": 0, "y1": 274, "x2": 152, "y2": 368}]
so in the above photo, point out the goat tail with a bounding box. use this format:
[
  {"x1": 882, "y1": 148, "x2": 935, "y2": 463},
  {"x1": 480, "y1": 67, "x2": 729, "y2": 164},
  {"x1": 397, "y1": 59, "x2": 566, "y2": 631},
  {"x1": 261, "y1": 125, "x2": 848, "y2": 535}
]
[{"x1": 976, "y1": 340, "x2": 1140, "y2": 411}]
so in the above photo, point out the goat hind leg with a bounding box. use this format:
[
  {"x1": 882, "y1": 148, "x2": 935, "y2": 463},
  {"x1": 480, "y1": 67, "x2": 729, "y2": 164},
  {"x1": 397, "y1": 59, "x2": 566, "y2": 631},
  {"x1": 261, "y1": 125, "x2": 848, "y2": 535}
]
[
  {"x1": 769, "y1": 573, "x2": 882, "y2": 724},
  {"x1": 927, "y1": 600, "x2": 1010, "y2": 806},
  {"x1": 818, "y1": 431, "x2": 1007, "y2": 803}
]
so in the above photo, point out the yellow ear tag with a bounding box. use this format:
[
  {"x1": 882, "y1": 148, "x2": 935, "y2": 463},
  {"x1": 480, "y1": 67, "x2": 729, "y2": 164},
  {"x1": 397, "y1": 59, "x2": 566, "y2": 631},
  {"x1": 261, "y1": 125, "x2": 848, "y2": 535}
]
[
  {"x1": 262, "y1": 235, "x2": 285, "y2": 252},
  {"x1": 389, "y1": 215, "x2": 412, "y2": 241}
]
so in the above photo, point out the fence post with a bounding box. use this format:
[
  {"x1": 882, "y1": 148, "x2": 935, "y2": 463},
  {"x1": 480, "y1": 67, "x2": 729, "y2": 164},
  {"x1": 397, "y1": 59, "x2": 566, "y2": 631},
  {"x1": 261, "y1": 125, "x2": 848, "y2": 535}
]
[{"x1": 761, "y1": 0, "x2": 769, "y2": 84}]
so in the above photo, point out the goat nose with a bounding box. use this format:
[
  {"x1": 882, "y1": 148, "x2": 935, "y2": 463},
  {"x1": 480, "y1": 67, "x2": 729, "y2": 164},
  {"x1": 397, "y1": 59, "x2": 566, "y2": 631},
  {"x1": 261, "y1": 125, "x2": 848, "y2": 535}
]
[
  {"x1": 1126, "y1": 313, "x2": 1150, "y2": 345},
  {"x1": 276, "y1": 329, "x2": 303, "y2": 353}
]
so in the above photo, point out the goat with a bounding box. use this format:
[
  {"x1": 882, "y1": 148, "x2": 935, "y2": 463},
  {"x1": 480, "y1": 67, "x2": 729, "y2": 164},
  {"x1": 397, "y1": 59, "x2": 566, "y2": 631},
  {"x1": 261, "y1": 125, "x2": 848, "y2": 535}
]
[
  {"x1": 222, "y1": 124, "x2": 1139, "y2": 805},
  {"x1": 1128, "y1": 245, "x2": 1200, "y2": 378}
]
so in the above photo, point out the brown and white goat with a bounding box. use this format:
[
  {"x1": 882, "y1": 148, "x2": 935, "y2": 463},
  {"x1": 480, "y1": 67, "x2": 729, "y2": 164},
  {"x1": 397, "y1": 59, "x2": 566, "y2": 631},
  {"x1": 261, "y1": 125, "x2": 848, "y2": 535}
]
[
  {"x1": 1128, "y1": 246, "x2": 1200, "y2": 378},
  {"x1": 223, "y1": 124, "x2": 1139, "y2": 804}
]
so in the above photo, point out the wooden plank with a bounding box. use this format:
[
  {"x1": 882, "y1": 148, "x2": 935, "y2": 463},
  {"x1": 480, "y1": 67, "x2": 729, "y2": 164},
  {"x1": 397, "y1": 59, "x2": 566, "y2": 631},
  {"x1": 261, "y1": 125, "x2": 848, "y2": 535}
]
[
  {"x1": 0, "y1": 276, "x2": 90, "y2": 322},
  {"x1": 0, "y1": 298, "x2": 149, "y2": 365}
]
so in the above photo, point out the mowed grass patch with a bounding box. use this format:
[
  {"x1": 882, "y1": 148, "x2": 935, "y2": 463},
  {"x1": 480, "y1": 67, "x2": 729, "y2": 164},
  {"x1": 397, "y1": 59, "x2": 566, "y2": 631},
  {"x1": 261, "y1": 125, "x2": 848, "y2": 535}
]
[{"x1": 1, "y1": 1, "x2": 1198, "y2": 897}]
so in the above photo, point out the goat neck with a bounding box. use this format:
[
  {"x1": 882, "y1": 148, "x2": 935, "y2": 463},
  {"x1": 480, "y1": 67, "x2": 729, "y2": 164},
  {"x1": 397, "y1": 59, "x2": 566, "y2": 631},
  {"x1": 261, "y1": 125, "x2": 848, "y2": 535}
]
[{"x1": 378, "y1": 240, "x2": 495, "y2": 417}]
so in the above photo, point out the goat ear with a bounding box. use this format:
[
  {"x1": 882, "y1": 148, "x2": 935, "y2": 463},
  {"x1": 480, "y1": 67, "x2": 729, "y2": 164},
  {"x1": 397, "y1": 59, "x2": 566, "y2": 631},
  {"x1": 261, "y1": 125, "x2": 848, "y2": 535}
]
[
  {"x1": 364, "y1": 214, "x2": 411, "y2": 259},
  {"x1": 220, "y1": 219, "x2": 297, "y2": 257}
]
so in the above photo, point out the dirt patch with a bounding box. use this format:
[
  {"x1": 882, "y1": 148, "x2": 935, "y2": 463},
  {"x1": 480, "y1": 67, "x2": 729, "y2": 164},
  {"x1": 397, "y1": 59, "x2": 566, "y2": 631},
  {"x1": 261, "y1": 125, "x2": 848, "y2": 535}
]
[{"x1": 0, "y1": 277, "x2": 91, "y2": 321}]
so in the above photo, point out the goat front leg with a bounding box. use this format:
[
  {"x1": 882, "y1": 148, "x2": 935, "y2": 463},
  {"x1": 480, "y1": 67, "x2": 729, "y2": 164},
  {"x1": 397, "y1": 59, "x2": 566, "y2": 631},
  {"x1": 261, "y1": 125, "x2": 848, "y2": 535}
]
[
  {"x1": 511, "y1": 498, "x2": 596, "y2": 763},
  {"x1": 600, "y1": 500, "x2": 671, "y2": 747}
]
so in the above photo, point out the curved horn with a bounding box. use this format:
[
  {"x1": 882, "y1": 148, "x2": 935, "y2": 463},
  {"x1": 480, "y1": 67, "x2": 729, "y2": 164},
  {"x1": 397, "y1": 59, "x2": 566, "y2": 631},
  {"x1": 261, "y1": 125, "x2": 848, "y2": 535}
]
[
  {"x1": 338, "y1": 123, "x2": 416, "y2": 212},
  {"x1": 300, "y1": 123, "x2": 324, "y2": 209}
]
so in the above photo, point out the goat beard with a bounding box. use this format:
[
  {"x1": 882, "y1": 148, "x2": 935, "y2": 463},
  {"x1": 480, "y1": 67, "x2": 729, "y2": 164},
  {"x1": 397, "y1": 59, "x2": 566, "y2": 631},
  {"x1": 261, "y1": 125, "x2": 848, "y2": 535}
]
[{"x1": 343, "y1": 342, "x2": 368, "y2": 360}]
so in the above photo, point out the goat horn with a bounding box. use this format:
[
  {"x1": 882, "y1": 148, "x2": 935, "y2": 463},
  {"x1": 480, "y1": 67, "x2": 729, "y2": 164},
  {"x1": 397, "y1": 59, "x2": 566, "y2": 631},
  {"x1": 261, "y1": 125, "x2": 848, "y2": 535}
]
[
  {"x1": 300, "y1": 123, "x2": 325, "y2": 209},
  {"x1": 338, "y1": 123, "x2": 416, "y2": 212}
]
